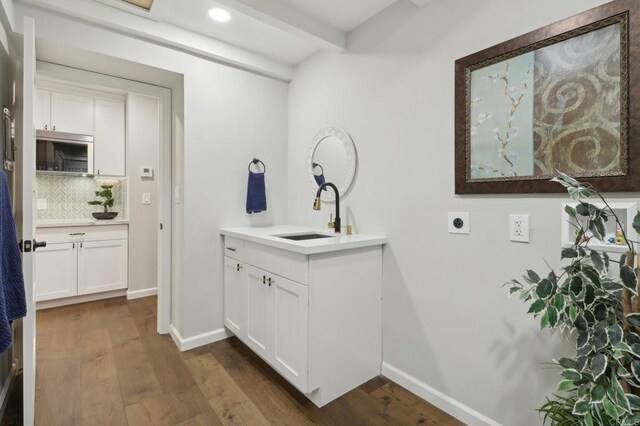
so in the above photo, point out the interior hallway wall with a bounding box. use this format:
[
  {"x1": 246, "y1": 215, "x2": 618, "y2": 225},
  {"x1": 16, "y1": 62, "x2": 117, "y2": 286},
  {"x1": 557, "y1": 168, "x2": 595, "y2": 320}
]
[{"x1": 287, "y1": 0, "x2": 614, "y2": 424}]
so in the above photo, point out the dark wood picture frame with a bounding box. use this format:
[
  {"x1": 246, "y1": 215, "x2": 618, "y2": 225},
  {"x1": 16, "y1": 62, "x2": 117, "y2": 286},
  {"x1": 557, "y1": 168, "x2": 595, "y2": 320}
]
[{"x1": 455, "y1": 0, "x2": 639, "y2": 194}]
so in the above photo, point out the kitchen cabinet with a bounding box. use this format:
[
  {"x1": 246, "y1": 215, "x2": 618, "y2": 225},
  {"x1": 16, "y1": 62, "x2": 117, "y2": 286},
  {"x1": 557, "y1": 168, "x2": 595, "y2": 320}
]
[
  {"x1": 50, "y1": 91, "x2": 94, "y2": 135},
  {"x1": 94, "y1": 97, "x2": 126, "y2": 176},
  {"x1": 35, "y1": 225, "x2": 128, "y2": 303},
  {"x1": 221, "y1": 227, "x2": 385, "y2": 407},
  {"x1": 35, "y1": 88, "x2": 52, "y2": 131}
]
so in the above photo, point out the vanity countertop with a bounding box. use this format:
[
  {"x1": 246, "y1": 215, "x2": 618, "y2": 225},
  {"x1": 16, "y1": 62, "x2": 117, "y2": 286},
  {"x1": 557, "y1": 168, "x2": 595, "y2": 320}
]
[
  {"x1": 36, "y1": 218, "x2": 129, "y2": 228},
  {"x1": 220, "y1": 225, "x2": 387, "y2": 255}
]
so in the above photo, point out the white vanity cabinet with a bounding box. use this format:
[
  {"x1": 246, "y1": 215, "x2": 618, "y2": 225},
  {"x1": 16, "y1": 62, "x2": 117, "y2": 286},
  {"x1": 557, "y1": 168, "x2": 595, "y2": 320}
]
[
  {"x1": 221, "y1": 226, "x2": 386, "y2": 407},
  {"x1": 35, "y1": 225, "x2": 128, "y2": 303}
]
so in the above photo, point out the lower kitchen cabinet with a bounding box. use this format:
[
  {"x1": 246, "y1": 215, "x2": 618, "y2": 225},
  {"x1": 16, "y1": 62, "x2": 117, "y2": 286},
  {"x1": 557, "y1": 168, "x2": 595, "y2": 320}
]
[{"x1": 35, "y1": 225, "x2": 128, "y2": 303}]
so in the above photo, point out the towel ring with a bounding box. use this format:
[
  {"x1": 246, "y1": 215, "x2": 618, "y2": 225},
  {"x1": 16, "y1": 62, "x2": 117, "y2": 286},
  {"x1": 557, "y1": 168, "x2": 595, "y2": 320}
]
[
  {"x1": 312, "y1": 163, "x2": 324, "y2": 175},
  {"x1": 248, "y1": 158, "x2": 266, "y2": 173}
]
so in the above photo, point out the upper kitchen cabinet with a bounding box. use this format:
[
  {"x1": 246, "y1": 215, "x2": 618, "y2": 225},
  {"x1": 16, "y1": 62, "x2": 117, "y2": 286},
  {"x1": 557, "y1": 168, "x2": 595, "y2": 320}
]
[
  {"x1": 94, "y1": 97, "x2": 126, "y2": 177},
  {"x1": 35, "y1": 88, "x2": 52, "y2": 131},
  {"x1": 50, "y1": 91, "x2": 95, "y2": 135}
]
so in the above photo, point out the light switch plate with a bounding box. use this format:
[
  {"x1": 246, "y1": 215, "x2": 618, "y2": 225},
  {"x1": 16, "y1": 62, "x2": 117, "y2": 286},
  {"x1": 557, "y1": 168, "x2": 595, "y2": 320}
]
[
  {"x1": 142, "y1": 193, "x2": 151, "y2": 205},
  {"x1": 510, "y1": 214, "x2": 530, "y2": 243},
  {"x1": 37, "y1": 198, "x2": 47, "y2": 210},
  {"x1": 448, "y1": 212, "x2": 470, "y2": 234}
]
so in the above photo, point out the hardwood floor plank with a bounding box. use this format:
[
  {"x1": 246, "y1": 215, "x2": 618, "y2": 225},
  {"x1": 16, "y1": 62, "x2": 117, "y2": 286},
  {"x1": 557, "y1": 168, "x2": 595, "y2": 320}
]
[
  {"x1": 177, "y1": 411, "x2": 224, "y2": 426},
  {"x1": 81, "y1": 376, "x2": 128, "y2": 426},
  {"x1": 35, "y1": 355, "x2": 82, "y2": 426},
  {"x1": 125, "y1": 394, "x2": 175, "y2": 426},
  {"x1": 371, "y1": 382, "x2": 466, "y2": 426},
  {"x1": 80, "y1": 327, "x2": 118, "y2": 384},
  {"x1": 185, "y1": 352, "x2": 269, "y2": 425}
]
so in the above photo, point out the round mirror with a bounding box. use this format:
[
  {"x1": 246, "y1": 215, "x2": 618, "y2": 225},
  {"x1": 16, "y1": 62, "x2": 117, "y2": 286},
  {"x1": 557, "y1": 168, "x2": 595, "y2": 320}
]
[{"x1": 307, "y1": 127, "x2": 357, "y2": 202}]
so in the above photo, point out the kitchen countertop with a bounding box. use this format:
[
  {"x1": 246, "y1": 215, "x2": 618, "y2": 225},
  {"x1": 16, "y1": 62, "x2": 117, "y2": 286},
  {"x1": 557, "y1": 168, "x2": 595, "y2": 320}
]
[
  {"x1": 220, "y1": 225, "x2": 387, "y2": 255},
  {"x1": 36, "y1": 218, "x2": 129, "y2": 228}
]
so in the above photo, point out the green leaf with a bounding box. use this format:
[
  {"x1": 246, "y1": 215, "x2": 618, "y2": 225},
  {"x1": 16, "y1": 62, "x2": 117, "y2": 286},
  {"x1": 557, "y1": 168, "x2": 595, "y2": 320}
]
[
  {"x1": 592, "y1": 353, "x2": 607, "y2": 381},
  {"x1": 572, "y1": 399, "x2": 590, "y2": 415},
  {"x1": 561, "y1": 369, "x2": 582, "y2": 381},
  {"x1": 610, "y1": 377, "x2": 631, "y2": 413},
  {"x1": 561, "y1": 248, "x2": 578, "y2": 259},
  {"x1": 555, "y1": 358, "x2": 576, "y2": 369},
  {"x1": 569, "y1": 305, "x2": 578, "y2": 322},
  {"x1": 585, "y1": 412, "x2": 594, "y2": 426},
  {"x1": 591, "y1": 385, "x2": 606, "y2": 403},
  {"x1": 633, "y1": 211, "x2": 640, "y2": 235},
  {"x1": 589, "y1": 218, "x2": 606, "y2": 241},
  {"x1": 557, "y1": 380, "x2": 574, "y2": 392},
  {"x1": 577, "y1": 331, "x2": 589, "y2": 349},
  {"x1": 620, "y1": 265, "x2": 637, "y2": 292},
  {"x1": 540, "y1": 311, "x2": 550, "y2": 330},
  {"x1": 508, "y1": 286, "x2": 520, "y2": 295},
  {"x1": 603, "y1": 252, "x2": 610, "y2": 269},
  {"x1": 536, "y1": 279, "x2": 553, "y2": 299},
  {"x1": 592, "y1": 327, "x2": 608, "y2": 351},
  {"x1": 527, "y1": 270, "x2": 540, "y2": 283},
  {"x1": 608, "y1": 324, "x2": 623, "y2": 345},
  {"x1": 632, "y1": 361, "x2": 640, "y2": 382},
  {"x1": 628, "y1": 393, "x2": 640, "y2": 410},
  {"x1": 576, "y1": 203, "x2": 590, "y2": 216},
  {"x1": 547, "y1": 306, "x2": 558, "y2": 327},
  {"x1": 603, "y1": 397, "x2": 619, "y2": 419},
  {"x1": 527, "y1": 299, "x2": 545, "y2": 314},
  {"x1": 553, "y1": 294, "x2": 565, "y2": 311},
  {"x1": 627, "y1": 313, "x2": 640, "y2": 328},
  {"x1": 590, "y1": 250, "x2": 604, "y2": 272},
  {"x1": 565, "y1": 204, "x2": 577, "y2": 219}
]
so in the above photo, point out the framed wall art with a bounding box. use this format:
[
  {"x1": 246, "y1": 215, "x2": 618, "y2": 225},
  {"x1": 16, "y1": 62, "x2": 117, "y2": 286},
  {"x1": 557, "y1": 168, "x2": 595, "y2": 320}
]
[{"x1": 455, "y1": 0, "x2": 639, "y2": 194}]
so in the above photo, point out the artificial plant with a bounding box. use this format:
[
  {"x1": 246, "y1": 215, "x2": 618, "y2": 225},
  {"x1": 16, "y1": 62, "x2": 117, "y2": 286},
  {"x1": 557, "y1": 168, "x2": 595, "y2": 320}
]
[
  {"x1": 88, "y1": 184, "x2": 115, "y2": 213},
  {"x1": 507, "y1": 173, "x2": 640, "y2": 425}
]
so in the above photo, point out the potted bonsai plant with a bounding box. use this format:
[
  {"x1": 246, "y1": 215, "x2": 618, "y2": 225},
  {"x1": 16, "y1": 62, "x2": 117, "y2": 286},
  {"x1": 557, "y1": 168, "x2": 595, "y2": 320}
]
[
  {"x1": 88, "y1": 184, "x2": 118, "y2": 220},
  {"x1": 506, "y1": 172, "x2": 640, "y2": 424}
]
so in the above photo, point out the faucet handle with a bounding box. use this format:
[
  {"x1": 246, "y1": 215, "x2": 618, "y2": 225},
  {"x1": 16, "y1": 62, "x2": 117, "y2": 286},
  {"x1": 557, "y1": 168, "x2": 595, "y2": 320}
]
[{"x1": 328, "y1": 213, "x2": 334, "y2": 229}]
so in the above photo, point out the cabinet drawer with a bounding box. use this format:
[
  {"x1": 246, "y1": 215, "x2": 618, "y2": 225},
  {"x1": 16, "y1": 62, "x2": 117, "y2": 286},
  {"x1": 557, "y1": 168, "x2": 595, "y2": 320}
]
[
  {"x1": 245, "y1": 241, "x2": 307, "y2": 285},
  {"x1": 36, "y1": 225, "x2": 128, "y2": 244},
  {"x1": 224, "y1": 236, "x2": 244, "y2": 261}
]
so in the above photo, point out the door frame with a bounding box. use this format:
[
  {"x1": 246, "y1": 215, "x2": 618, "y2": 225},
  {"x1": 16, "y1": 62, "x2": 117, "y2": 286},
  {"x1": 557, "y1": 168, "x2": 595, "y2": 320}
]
[{"x1": 34, "y1": 62, "x2": 173, "y2": 333}]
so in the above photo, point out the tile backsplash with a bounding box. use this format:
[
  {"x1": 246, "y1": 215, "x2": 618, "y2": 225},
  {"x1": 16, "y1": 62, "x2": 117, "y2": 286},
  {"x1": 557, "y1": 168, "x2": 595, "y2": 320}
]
[{"x1": 36, "y1": 175, "x2": 127, "y2": 221}]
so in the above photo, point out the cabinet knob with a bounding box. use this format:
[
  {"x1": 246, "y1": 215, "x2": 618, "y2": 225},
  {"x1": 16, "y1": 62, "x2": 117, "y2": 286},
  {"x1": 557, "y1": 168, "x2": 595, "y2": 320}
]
[
  {"x1": 52, "y1": 125, "x2": 56, "y2": 131},
  {"x1": 268, "y1": 277, "x2": 272, "y2": 287},
  {"x1": 44, "y1": 124, "x2": 48, "y2": 130},
  {"x1": 72, "y1": 243, "x2": 75, "y2": 249},
  {"x1": 226, "y1": 247, "x2": 237, "y2": 252},
  {"x1": 263, "y1": 275, "x2": 266, "y2": 285}
]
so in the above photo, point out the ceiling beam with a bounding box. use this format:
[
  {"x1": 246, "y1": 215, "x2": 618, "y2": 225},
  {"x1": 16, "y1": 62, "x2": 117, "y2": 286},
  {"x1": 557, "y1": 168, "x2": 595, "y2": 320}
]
[{"x1": 215, "y1": 0, "x2": 346, "y2": 53}]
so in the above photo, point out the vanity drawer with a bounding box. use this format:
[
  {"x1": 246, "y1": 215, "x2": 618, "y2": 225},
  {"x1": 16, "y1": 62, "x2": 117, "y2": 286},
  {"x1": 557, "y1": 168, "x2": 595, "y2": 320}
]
[
  {"x1": 36, "y1": 225, "x2": 128, "y2": 244},
  {"x1": 224, "y1": 236, "x2": 244, "y2": 261},
  {"x1": 245, "y1": 241, "x2": 307, "y2": 285}
]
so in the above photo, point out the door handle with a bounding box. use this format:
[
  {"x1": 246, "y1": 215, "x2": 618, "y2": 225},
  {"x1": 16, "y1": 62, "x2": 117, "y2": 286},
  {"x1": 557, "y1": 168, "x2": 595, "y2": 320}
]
[{"x1": 19, "y1": 239, "x2": 47, "y2": 253}]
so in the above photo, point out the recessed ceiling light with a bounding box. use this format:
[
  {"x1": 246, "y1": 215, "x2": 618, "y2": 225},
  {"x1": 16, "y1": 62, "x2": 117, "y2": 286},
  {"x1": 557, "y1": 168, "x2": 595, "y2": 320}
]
[
  {"x1": 120, "y1": 0, "x2": 154, "y2": 11},
  {"x1": 208, "y1": 8, "x2": 232, "y2": 23}
]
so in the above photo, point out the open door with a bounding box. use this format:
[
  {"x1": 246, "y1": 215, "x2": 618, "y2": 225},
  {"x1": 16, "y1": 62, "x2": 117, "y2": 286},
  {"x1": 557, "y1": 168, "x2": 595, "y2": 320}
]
[{"x1": 14, "y1": 16, "x2": 37, "y2": 426}]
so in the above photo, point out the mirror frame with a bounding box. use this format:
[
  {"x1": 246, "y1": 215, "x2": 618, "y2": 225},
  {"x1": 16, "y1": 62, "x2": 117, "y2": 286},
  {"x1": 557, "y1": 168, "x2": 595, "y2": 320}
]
[{"x1": 306, "y1": 127, "x2": 357, "y2": 202}]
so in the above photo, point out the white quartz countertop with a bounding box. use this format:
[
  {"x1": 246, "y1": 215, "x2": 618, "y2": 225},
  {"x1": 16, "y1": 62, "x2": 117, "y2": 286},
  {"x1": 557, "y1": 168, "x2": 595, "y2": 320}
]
[
  {"x1": 220, "y1": 225, "x2": 387, "y2": 255},
  {"x1": 36, "y1": 218, "x2": 129, "y2": 228}
]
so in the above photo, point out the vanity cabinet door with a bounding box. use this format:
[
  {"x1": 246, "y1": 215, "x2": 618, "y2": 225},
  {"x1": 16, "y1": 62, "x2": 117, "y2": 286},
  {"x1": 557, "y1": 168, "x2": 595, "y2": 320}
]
[
  {"x1": 271, "y1": 275, "x2": 308, "y2": 392},
  {"x1": 35, "y1": 242, "x2": 78, "y2": 301},
  {"x1": 77, "y1": 239, "x2": 128, "y2": 295},
  {"x1": 224, "y1": 257, "x2": 245, "y2": 338},
  {"x1": 245, "y1": 264, "x2": 271, "y2": 359}
]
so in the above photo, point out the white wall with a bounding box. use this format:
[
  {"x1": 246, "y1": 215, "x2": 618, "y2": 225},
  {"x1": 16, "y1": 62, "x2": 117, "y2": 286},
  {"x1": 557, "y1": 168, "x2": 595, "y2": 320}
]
[
  {"x1": 15, "y1": 4, "x2": 289, "y2": 340},
  {"x1": 288, "y1": 0, "x2": 615, "y2": 424},
  {"x1": 127, "y1": 93, "x2": 160, "y2": 294}
]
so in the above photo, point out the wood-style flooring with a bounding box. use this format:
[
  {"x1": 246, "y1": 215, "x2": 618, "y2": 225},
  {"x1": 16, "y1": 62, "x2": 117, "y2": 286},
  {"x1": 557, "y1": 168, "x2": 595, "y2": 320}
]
[{"x1": 33, "y1": 296, "x2": 463, "y2": 425}]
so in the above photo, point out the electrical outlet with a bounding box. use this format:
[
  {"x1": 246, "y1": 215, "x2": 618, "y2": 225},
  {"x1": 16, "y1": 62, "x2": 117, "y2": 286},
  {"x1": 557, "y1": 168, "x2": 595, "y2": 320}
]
[
  {"x1": 37, "y1": 198, "x2": 47, "y2": 210},
  {"x1": 510, "y1": 214, "x2": 530, "y2": 243},
  {"x1": 448, "y1": 212, "x2": 470, "y2": 234}
]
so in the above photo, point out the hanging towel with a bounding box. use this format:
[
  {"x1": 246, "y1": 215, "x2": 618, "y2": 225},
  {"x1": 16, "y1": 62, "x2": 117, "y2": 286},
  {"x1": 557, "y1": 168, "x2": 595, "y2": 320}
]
[
  {"x1": 246, "y1": 171, "x2": 267, "y2": 214},
  {"x1": 314, "y1": 173, "x2": 327, "y2": 190},
  {"x1": 0, "y1": 171, "x2": 26, "y2": 353}
]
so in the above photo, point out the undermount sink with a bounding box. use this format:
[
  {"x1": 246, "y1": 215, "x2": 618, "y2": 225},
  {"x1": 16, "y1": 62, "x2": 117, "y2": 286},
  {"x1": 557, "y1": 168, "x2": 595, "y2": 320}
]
[{"x1": 275, "y1": 233, "x2": 335, "y2": 241}]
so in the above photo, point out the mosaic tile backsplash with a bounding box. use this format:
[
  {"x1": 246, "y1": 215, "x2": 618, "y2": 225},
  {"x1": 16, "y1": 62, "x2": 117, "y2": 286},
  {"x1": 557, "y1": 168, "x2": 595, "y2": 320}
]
[{"x1": 36, "y1": 175, "x2": 127, "y2": 221}]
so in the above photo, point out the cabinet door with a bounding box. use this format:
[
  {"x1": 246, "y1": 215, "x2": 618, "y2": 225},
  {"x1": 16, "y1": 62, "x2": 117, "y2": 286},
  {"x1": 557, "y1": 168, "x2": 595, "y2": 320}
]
[
  {"x1": 51, "y1": 91, "x2": 94, "y2": 135},
  {"x1": 77, "y1": 239, "x2": 128, "y2": 295},
  {"x1": 271, "y1": 275, "x2": 308, "y2": 392},
  {"x1": 94, "y1": 97, "x2": 126, "y2": 176},
  {"x1": 224, "y1": 257, "x2": 245, "y2": 338},
  {"x1": 35, "y1": 242, "x2": 77, "y2": 301},
  {"x1": 245, "y1": 265, "x2": 271, "y2": 359},
  {"x1": 35, "y1": 88, "x2": 51, "y2": 131}
]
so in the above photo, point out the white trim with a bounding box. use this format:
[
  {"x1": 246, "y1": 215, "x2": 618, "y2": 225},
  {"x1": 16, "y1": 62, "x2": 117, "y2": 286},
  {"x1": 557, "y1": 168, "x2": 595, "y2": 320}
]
[
  {"x1": 169, "y1": 325, "x2": 232, "y2": 352},
  {"x1": 0, "y1": 362, "x2": 17, "y2": 419},
  {"x1": 36, "y1": 289, "x2": 127, "y2": 310},
  {"x1": 127, "y1": 287, "x2": 157, "y2": 300},
  {"x1": 381, "y1": 362, "x2": 501, "y2": 426}
]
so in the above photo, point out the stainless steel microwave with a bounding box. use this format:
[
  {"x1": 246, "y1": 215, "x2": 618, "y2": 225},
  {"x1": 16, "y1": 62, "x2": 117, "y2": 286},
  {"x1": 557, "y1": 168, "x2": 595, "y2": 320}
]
[{"x1": 36, "y1": 130, "x2": 94, "y2": 176}]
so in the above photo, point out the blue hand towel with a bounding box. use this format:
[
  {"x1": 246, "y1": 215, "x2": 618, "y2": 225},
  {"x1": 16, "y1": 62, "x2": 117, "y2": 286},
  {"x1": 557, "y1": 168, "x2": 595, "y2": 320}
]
[
  {"x1": 0, "y1": 172, "x2": 26, "y2": 353},
  {"x1": 246, "y1": 171, "x2": 267, "y2": 214},
  {"x1": 314, "y1": 173, "x2": 327, "y2": 191}
]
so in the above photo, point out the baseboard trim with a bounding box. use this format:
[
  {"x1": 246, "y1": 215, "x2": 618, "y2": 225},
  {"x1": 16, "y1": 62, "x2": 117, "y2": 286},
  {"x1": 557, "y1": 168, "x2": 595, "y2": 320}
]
[
  {"x1": 381, "y1": 362, "x2": 500, "y2": 426},
  {"x1": 0, "y1": 362, "x2": 17, "y2": 419},
  {"x1": 36, "y1": 289, "x2": 127, "y2": 310},
  {"x1": 127, "y1": 287, "x2": 158, "y2": 300},
  {"x1": 169, "y1": 325, "x2": 232, "y2": 352}
]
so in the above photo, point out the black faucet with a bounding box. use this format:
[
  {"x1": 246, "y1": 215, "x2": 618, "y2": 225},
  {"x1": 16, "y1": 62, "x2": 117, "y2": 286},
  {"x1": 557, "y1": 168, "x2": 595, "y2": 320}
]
[{"x1": 313, "y1": 182, "x2": 341, "y2": 233}]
